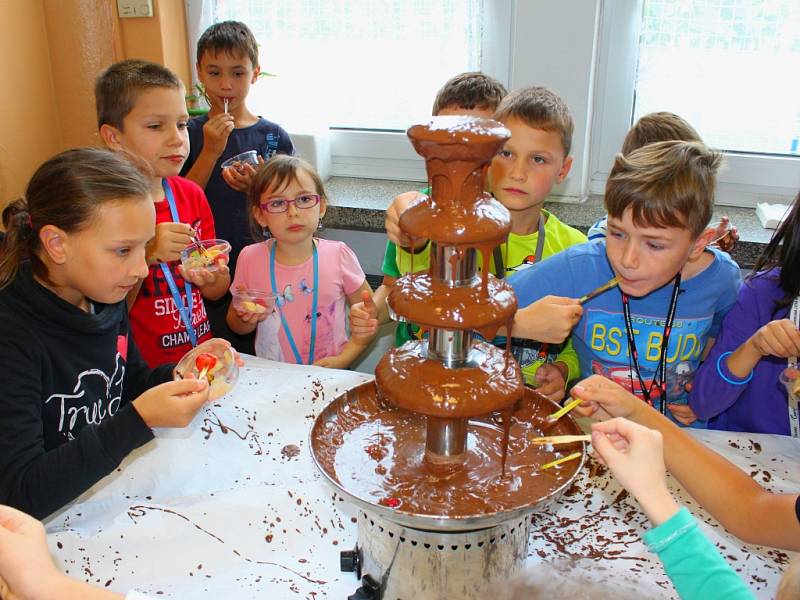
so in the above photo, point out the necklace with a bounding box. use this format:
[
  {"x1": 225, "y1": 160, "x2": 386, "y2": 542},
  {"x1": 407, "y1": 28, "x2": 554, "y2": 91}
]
[
  {"x1": 269, "y1": 240, "x2": 319, "y2": 364},
  {"x1": 621, "y1": 274, "x2": 681, "y2": 413},
  {"x1": 159, "y1": 179, "x2": 197, "y2": 347}
]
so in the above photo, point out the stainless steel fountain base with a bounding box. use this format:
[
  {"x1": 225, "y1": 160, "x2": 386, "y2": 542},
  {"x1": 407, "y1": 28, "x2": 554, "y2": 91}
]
[{"x1": 350, "y1": 509, "x2": 530, "y2": 600}]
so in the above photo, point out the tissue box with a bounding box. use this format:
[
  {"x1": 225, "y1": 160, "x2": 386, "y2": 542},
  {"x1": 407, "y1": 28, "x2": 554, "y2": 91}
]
[
  {"x1": 289, "y1": 129, "x2": 331, "y2": 182},
  {"x1": 756, "y1": 203, "x2": 791, "y2": 229}
]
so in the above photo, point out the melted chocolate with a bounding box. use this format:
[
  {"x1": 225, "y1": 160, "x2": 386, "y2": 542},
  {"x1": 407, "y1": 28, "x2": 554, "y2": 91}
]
[
  {"x1": 375, "y1": 340, "x2": 523, "y2": 418},
  {"x1": 387, "y1": 271, "x2": 516, "y2": 338},
  {"x1": 312, "y1": 384, "x2": 583, "y2": 518}
]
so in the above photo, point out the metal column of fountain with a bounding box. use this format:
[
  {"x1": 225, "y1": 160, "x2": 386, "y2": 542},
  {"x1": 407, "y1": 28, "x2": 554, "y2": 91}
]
[{"x1": 310, "y1": 117, "x2": 586, "y2": 600}]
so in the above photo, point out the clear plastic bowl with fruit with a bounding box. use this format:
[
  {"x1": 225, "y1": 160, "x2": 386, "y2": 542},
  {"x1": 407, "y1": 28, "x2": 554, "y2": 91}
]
[
  {"x1": 175, "y1": 339, "x2": 239, "y2": 400},
  {"x1": 231, "y1": 288, "x2": 278, "y2": 316},
  {"x1": 780, "y1": 366, "x2": 800, "y2": 400},
  {"x1": 180, "y1": 239, "x2": 231, "y2": 273}
]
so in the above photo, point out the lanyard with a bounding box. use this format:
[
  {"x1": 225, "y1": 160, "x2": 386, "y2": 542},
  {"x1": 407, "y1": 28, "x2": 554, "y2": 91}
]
[
  {"x1": 621, "y1": 274, "x2": 682, "y2": 413},
  {"x1": 159, "y1": 179, "x2": 197, "y2": 347},
  {"x1": 269, "y1": 240, "x2": 319, "y2": 365},
  {"x1": 493, "y1": 214, "x2": 545, "y2": 278},
  {"x1": 787, "y1": 297, "x2": 800, "y2": 437}
]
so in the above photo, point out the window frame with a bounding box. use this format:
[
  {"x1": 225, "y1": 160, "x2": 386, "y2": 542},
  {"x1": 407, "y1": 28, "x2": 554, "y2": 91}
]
[
  {"x1": 188, "y1": 0, "x2": 513, "y2": 183},
  {"x1": 590, "y1": 0, "x2": 800, "y2": 207}
]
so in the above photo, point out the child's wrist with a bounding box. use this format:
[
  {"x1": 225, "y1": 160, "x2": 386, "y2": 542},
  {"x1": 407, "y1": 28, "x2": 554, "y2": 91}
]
[{"x1": 633, "y1": 484, "x2": 679, "y2": 526}]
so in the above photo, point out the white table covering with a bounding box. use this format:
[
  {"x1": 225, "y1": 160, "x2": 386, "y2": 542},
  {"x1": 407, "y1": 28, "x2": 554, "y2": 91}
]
[{"x1": 44, "y1": 357, "x2": 798, "y2": 599}]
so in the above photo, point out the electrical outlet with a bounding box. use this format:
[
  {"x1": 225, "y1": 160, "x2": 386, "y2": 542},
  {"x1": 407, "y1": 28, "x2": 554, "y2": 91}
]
[{"x1": 117, "y1": 0, "x2": 153, "y2": 18}]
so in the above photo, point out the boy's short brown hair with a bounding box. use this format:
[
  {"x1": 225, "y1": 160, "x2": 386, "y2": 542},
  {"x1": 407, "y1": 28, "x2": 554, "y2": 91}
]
[
  {"x1": 622, "y1": 111, "x2": 701, "y2": 155},
  {"x1": 95, "y1": 59, "x2": 183, "y2": 130},
  {"x1": 432, "y1": 72, "x2": 507, "y2": 116},
  {"x1": 196, "y1": 21, "x2": 259, "y2": 69},
  {"x1": 493, "y1": 86, "x2": 574, "y2": 156},
  {"x1": 605, "y1": 140, "x2": 722, "y2": 238}
]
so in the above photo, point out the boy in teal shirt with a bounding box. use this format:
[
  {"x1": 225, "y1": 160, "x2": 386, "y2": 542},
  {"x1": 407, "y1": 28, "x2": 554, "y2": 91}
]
[{"x1": 353, "y1": 85, "x2": 586, "y2": 401}]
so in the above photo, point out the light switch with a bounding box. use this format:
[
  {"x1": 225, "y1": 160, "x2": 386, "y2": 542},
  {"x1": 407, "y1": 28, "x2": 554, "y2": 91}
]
[{"x1": 117, "y1": 0, "x2": 154, "y2": 18}]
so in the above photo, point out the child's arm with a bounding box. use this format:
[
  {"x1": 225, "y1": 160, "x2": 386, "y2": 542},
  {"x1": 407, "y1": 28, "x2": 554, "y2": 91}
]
[
  {"x1": 591, "y1": 417, "x2": 754, "y2": 600},
  {"x1": 689, "y1": 278, "x2": 797, "y2": 421},
  {"x1": 349, "y1": 279, "x2": 393, "y2": 338},
  {"x1": 506, "y1": 295, "x2": 583, "y2": 343},
  {"x1": 534, "y1": 338, "x2": 580, "y2": 402},
  {"x1": 573, "y1": 375, "x2": 800, "y2": 551},
  {"x1": 183, "y1": 113, "x2": 235, "y2": 189},
  {"x1": 385, "y1": 191, "x2": 428, "y2": 250},
  {"x1": 315, "y1": 281, "x2": 375, "y2": 370},
  {"x1": 226, "y1": 283, "x2": 272, "y2": 335},
  {"x1": 0, "y1": 505, "x2": 127, "y2": 600}
]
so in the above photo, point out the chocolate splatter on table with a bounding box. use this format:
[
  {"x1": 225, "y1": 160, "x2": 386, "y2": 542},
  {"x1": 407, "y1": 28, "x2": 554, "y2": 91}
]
[{"x1": 44, "y1": 357, "x2": 798, "y2": 598}]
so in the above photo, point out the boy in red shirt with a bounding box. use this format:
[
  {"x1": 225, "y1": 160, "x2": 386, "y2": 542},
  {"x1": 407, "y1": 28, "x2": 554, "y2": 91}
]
[{"x1": 96, "y1": 60, "x2": 231, "y2": 366}]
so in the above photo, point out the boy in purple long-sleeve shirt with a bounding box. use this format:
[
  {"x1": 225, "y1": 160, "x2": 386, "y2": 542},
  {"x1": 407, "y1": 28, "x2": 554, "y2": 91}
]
[{"x1": 691, "y1": 190, "x2": 800, "y2": 436}]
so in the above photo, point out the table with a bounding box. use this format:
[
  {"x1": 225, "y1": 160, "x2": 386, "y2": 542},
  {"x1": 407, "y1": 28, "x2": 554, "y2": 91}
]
[{"x1": 44, "y1": 357, "x2": 798, "y2": 599}]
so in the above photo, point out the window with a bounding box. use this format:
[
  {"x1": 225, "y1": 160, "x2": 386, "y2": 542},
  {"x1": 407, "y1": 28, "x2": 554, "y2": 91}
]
[
  {"x1": 591, "y1": 0, "x2": 800, "y2": 206},
  {"x1": 188, "y1": 0, "x2": 511, "y2": 180}
]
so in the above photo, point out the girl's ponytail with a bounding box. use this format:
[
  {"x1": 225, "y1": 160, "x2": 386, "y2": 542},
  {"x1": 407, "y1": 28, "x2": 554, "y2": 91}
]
[
  {"x1": 0, "y1": 198, "x2": 36, "y2": 289},
  {"x1": 751, "y1": 189, "x2": 800, "y2": 309}
]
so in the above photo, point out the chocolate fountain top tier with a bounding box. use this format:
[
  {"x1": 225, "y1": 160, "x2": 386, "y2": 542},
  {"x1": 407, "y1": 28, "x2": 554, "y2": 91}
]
[{"x1": 401, "y1": 117, "x2": 512, "y2": 246}]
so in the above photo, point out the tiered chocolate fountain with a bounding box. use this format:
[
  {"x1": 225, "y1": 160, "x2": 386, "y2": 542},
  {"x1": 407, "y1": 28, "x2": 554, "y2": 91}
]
[{"x1": 311, "y1": 116, "x2": 585, "y2": 600}]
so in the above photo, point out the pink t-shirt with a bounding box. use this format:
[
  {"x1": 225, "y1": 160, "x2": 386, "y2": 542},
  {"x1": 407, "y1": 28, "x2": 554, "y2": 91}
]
[{"x1": 233, "y1": 238, "x2": 366, "y2": 363}]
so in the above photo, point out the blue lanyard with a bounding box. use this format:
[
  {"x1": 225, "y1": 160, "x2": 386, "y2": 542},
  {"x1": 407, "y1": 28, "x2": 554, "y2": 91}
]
[
  {"x1": 269, "y1": 240, "x2": 318, "y2": 364},
  {"x1": 159, "y1": 179, "x2": 197, "y2": 347}
]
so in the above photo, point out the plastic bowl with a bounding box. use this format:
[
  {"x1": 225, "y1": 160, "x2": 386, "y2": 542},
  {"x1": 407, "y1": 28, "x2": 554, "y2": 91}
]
[
  {"x1": 175, "y1": 339, "x2": 239, "y2": 401},
  {"x1": 780, "y1": 366, "x2": 800, "y2": 398},
  {"x1": 221, "y1": 150, "x2": 259, "y2": 170},
  {"x1": 180, "y1": 239, "x2": 231, "y2": 273},
  {"x1": 231, "y1": 289, "x2": 278, "y2": 316}
]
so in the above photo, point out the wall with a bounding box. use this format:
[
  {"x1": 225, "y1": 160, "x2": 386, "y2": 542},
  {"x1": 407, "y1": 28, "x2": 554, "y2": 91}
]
[
  {"x1": 509, "y1": 0, "x2": 602, "y2": 202},
  {"x1": 0, "y1": 2, "x2": 62, "y2": 203},
  {"x1": 116, "y1": 0, "x2": 192, "y2": 88},
  {"x1": 0, "y1": 0, "x2": 191, "y2": 220}
]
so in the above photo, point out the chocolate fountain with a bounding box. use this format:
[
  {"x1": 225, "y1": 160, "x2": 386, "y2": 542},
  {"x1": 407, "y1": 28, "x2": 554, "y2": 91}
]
[{"x1": 310, "y1": 116, "x2": 585, "y2": 599}]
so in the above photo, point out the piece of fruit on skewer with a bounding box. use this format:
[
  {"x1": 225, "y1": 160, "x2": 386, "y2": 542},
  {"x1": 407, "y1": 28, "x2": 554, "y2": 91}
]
[{"x1": 195, "y1": 352, "x2": 217, "y2": 380}]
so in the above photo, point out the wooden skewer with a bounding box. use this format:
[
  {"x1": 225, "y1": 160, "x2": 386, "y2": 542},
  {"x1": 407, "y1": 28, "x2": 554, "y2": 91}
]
[
  {"x1": 540, "y1": 451, "x2": 582, "y2": 471},
  {"x1": 532, "y1": 434, "x2": 592, "y2": 445},
  {"x1": 578, "y1": 276, "x2": 620, "y2": 305},
  {"x1": 197, "y1": 366, "x2": 210, "y2": 380},
  {"x1": 547, "y1": 397, "x2": 582, "y2": 421}
]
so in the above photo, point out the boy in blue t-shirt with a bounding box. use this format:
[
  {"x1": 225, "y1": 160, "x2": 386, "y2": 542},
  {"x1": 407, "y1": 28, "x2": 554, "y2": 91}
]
[
  {"x1": 509, "y1": 141, "x2": 741, "y2": 427},
  {"x1": 181, "y1": 21, "x2": 294, "y2": 353}
]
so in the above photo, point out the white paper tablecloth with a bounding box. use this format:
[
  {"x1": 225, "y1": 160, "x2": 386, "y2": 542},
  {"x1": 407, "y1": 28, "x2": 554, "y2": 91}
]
[{"x1": 44, "y1": 357, "x2": 798, "y2": 599}]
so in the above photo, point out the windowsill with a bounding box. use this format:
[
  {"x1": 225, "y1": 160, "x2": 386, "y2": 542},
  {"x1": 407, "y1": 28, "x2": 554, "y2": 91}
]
[{"x1": 324, "y1": 176, "x2": 775, "y2": 269}]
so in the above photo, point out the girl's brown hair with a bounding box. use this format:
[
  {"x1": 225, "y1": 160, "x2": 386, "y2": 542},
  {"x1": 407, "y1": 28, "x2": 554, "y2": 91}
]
[
  {"x1": 246, "y1": 154, "x2": 327, "y2": 241},
  {"x1": 0, "y1": 148, "x2": 151, "y2": 289}
]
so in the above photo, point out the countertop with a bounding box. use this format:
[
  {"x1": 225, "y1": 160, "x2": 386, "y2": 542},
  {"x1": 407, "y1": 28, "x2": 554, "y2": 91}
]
[
  {"x1": 46, "y1": 357, "x2": 797, "y2": 599},
  {"x1": 324, "y1": 177, "x2": 780, "y2": 269}
]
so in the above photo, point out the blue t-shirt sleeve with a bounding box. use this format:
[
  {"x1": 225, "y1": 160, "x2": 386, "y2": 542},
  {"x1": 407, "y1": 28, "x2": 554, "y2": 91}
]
[{"x1": 508, "y1": 249, "x2": 578, "y2": 307}]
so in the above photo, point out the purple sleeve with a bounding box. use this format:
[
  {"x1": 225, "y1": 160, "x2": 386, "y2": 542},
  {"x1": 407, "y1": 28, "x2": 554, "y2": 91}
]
[{"x1": 689, "y1": 277, "x2": 774, "y2": 420}]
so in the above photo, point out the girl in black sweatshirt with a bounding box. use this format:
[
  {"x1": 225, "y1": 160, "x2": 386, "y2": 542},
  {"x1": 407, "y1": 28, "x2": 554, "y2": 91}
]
[{"x1": 0, "y1": 148, "x2": 212, "y2": 519}]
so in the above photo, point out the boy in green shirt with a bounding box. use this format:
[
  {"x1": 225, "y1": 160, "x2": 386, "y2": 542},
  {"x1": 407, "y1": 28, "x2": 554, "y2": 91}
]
[{"x1": 353, "y1": 84, "x2": 586, "y2": 401}]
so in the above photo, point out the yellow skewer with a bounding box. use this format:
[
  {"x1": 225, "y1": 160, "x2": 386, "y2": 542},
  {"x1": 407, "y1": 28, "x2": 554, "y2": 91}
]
[
  {"x1": 532, "y1": 434, "x2": 592, "y2": 445},
  {"x1": 547, "y1": 397, "x2": 582, "y2": 421},
  {"x1": 540, "y1": 451, "x2": 582, "y2": 471}
]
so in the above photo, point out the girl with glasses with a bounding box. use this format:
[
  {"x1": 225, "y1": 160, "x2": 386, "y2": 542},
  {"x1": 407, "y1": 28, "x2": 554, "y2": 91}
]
[{"x1": 227, "y1": 155, "x2": 374, "y2": 368}]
